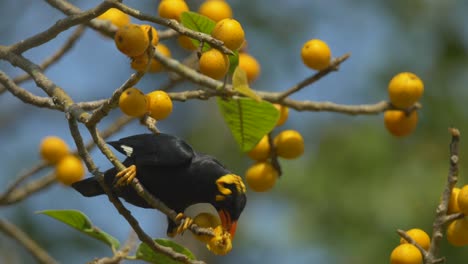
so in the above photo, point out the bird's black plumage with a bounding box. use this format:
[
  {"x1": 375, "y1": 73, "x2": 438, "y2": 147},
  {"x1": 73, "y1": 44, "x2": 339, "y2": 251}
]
[{"x1": 72, "y1": 133, "x2": 246, "y2": 236}]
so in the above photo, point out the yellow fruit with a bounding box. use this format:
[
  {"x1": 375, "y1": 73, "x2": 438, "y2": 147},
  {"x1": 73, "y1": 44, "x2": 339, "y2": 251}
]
[
  {"x1": 457, "y1": 185, "x2": 468, "y2": 215},
  {"x1": 448, "y1": 187, "x2": 461, "y2": 214},
  {"x1": 390, "y1": 244, "x2": 422, "y2": 264},
  {"x1": 114, "y1": 24, "x2": 149, "y2": 57},
  {"x1": 211, "y1": 18, "x2": 245, "y2": 51},
  {"x1": 245, "y1": 162, "x2": 278, "y2": 192},
  {"x1": 238, "y1": 53, "x2": 260, "y2": 83},
  {"x1": 193, "y1": 213, "x2": 221, "y2": 228},
  {"x1": 146, "y1": 90, "x2": 173, "y2": 120},
  {"x1": 98, "y1": 8, "x2": 131, "y2": 28},
  {"x1": 388, "y1": 72, "x2": 424, "y2": 109},
  {"x1": 273, "y1": 104, "x2": 289, "y2": 126},
  {"x1": 158, "y1": 0, "x2": 189, "y2": 21},
  {"x1": 400, "y1": 228, "x2": 431, "y2": 251},
  {"x1": 384, "y1": 110, "x2": 418, "y2": 137},
  {"x1": 178, "y1": 35, "x2": 196, "y2": 51},
  {"x1": 446, "y1": 218, "x2": 468, "y2": 246},
  {"x1": 198, "y1": 0, "x2": 232, "y2": 22},
  {"x1": 301, "y1": 39, "x2": 331, "y2": 71},
  {"x1": 192, "y1": 213, "x2": 221, "y2": 242},
  {"x1": 40, "y1": 136, "x2": 70, "y2": 164},
  {"x1": 206, "y1": 225, "x2": 232, "y2": 255},
  {"x1": 55, "y1": 155, "x2": 85, "y2": 185},
  {"x1": 274, "y1": 130, "x2": 304, "y2": 159},
  {"x1": 118, "y1": 87, "x2": 148, "y2": 117},
  {"x1": 247, "y1": 135, "x2": 271, "y2": 161},
  {"x1": 131, "y1": 44, "x2": 172, "y2": 72},
  {"x1": 140, "y1": 25, "x2": 159, "y2": 46},
  {"x1": 199, "y1": 48, "x2": 229, "y2": 79}
]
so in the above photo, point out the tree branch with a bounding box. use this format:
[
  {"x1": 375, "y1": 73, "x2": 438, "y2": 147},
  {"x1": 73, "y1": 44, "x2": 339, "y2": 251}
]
[
  {"x1": 0, "y1": 173, "x2": 56, "y2": 206},
  {"x1": 0, "y1": 48, "x2": 90, "y2": 122},
  {"x1": 0, "y1": 25, "x2": 86, "y2": 95},
  {"x1": 10, "y1": 2, "x2": 112, "y2": 54},
  {"x1": 0, "y1": 70, "x2": 57, "y2": 109},
  {"x1": 419, "y1": 128, "x2": 461, "y2": 264},
  {"x1": 277, "y1": 53, "x2": 350, "y2": 100},
  {"x1": 0, "y1": 218, "x2": 59, "y2": 264},
  {"x1": 0, "y1": 162, "x2": 48, "y2": 203},
  {"x1": 0, "y1": 115, "x2": 134, "y2": 206}
]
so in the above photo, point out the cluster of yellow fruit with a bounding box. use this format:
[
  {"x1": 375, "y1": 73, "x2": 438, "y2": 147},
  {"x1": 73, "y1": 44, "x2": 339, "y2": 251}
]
[
  {"x1": 446, "y1": 185, "x2": 468, "y2": 246},
  {"x1": 245, "y1": 104, "x2": 304, "y2": 192},
  {"x1": 384, "y1": 72, "x2": 424, "y2": 137},
  {"x1": 118, "y1": 87, "x2": 173, "y2": 120},
  {"x1": 102, "y1": 2, "x2": 260, "y2": 81},
  {"x1": 301, "y1": 39, "x2": 332, "y2": 71},
  {"x1": 159, "y1": 0, "x2": 260, "y2": 81},
  {"x1": 201, "y1": 24, "x2": 242, "y2": 79},
  {"x1": 98, "y1": 8, "x2": 172, "y2": 73},
  {"x1": 191, "y1": 212, "x2": 232, "y2": 255},
  {"x1": 40, "y1": 136, "x2": 85, "y2": 186},
  {"x1": 390, "y1": 228, "x2": 430, "y2": 264}
]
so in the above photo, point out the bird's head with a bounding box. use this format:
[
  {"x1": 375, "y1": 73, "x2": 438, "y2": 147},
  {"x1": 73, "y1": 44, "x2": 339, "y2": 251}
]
[{"x1": 213, "y1": 174, "x2": 247, "y2": 239}]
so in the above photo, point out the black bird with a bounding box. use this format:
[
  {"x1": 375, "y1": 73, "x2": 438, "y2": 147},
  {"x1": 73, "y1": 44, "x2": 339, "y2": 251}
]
[{"x1": 72, "y1": 133, "x2": 246, "y2": 238}]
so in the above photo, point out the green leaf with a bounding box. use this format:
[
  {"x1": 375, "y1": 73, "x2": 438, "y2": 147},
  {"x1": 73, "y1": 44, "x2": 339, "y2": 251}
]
[
  {"x1": 232, "y1": 66, "x2": 261, "y2": 101},
  {"x1": 136, "y1": 239, "x2": 195, "y2": 264},
  {"x1": 218, "y1": 97, "x2": 279, "y2": 152},
  {"x1": 228, "y1": 50, "x2": 239, "y2": 75},
  {"x1": 180, "y1": 11, "x2": 216, "y2": 51},
  {"x1": 37, "y1": 209, "x2": 120, "y2": 250}
]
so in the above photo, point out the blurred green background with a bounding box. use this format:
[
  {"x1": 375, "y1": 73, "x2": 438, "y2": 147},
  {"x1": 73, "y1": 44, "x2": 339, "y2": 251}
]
[{"x1": 1, "y1": 0, "x2": 468, "y2": 263}]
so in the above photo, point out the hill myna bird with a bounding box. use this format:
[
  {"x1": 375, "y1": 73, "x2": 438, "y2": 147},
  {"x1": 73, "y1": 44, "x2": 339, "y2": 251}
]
[{"x1": 72, "y1": 133, "x2": 247, "y2": 238}]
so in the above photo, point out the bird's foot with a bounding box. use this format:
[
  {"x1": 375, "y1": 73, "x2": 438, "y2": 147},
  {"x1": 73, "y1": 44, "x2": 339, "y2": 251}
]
[
  {"x1": 169, "y1": 213, "x2": 193, "y2": 237},
  {"x1": 115, "y1": 165, "x2": 137, "y2": 186}
]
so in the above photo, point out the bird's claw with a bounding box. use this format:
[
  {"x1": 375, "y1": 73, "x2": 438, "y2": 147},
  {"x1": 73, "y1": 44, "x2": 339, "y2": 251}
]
[
  {"x1": 169, "y1": 213, "x2": 193, "y2": 237},
  {"x1": 115, "y1": 165, "x2": 137, "y2": 186}
]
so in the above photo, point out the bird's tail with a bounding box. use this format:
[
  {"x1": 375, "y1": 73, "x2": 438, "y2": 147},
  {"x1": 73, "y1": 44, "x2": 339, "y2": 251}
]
[{"x1": 72, "y1": 177, "x2": 104, "y2": 197}]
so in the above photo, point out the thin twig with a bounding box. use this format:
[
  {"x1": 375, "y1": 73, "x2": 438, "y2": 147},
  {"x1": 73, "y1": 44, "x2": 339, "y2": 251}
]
[
  {"x1": 0, "y1": 218, "x2": 59, "y2": 264},
  {"x1": 0, "y1": 70, "x2": 57, "y2": 109},
  {"x1": 88, "y1": 229, "x2": 137, "y2": 264},
  {"x1": 0, "y1": 162, "x2": 48, "y2": 202},
  {"x1": 140, "y1": 115, "x2": 160, "y2": 134},
  {"x1": 426, "y1": 128, "x2": 461, "y2": 263},
  {"x1": 277, "y1": 54, "x2": 350, "y2": 100},
  {"x1": 86, "y1": 71, "x2": 146, "y2": 126},
  {"x1": 10, "y1": 2, "x2": 112, "y2": 54},
  {"x1": 397, "y1": 229, "x2": 429, "y2": 260},
  {"x1": 0, "y1": 115, "x2": 134, "y2": 206},
  {"x1": 45, "y1": 0, "x2": 117, "y2": 38},
  {"x1": 4, "y1": 25, "x2": 86, "y2": 89},
  {"x1": 267, "y1": 133, "x2": 282, "y2": 177},
  {"x1": 0, "y1": 48, "x2": 90, "y2": 122},
  {"x1": 0, "y1": 173, "x2": 56, "y2": 206}
]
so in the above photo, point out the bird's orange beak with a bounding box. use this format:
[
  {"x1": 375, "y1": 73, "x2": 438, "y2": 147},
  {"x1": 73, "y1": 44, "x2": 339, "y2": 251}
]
[{"x1": 218, "y1": 209, "x2": 237, "y2": 239}]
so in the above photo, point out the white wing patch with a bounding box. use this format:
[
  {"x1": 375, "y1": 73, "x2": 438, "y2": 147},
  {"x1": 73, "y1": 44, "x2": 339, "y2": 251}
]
[{"x1": 120, "y1": 145, "x2": 134, "y2": 157}]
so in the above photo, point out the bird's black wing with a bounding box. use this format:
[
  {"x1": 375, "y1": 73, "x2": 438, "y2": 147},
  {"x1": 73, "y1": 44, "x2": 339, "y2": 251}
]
[{"x1": 107, "y1": 133, "x2": 194, "y2": 167}]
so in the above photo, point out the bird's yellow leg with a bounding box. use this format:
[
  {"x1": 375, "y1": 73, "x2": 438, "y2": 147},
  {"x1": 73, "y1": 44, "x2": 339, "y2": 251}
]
[
  {"x1": 174, "y1": 213, "x2": 193, "y2": 236},
  {"x1": 115, "y1": 165, "x2": 137, "y2": 186}
]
